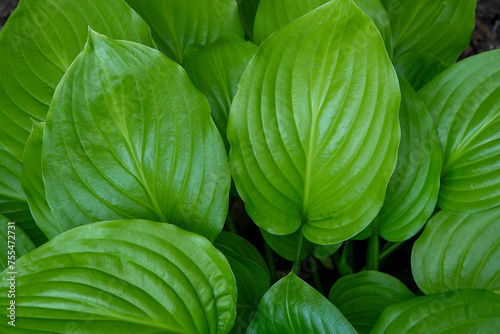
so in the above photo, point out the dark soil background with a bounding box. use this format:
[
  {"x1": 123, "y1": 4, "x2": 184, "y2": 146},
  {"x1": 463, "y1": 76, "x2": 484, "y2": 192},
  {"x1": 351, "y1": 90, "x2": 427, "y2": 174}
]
[{"x1": 0, "y1": 0, "x2": 499, "y2": 294}]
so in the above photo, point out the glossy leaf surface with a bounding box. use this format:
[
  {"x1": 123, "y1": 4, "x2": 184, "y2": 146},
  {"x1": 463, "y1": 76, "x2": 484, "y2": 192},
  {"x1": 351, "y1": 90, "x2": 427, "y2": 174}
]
[
  {"x1": 382, "y1": 0, "x2": 476, "y2": 65},
  {"x1": 371, "y1": 289, "x2": 500, "y2": 333},
  {"x1": 183, "y1": 34, "x2": 258, "y2": 151},
  {"x1": 393, "y1": 52, "x2": 448, "y2": 91},
  {"x1": 0, "y1": 0, "x2": 156, "y2": 161},
  {"x1": 247, "y1": 273, "x2": 356, "y2": 333},
  {"x1": 0, "y1": 220, "x2": 236, "y2": 333},
  {"x1": 43, "y1": 31, "x2": 230, "y2": 241},
  {"x1": 329, "y1": 271, "x2": 414, "y2": 333},
  {"x1": 21, "y1": 121, "x2": 58, "y2": 239},
  {"x1": 412, "y1": 207, "x2": 500, "y2": 295},
  {"x1": 0, "y1": 214, "x2": 35, "y2": 271},
  {"x1": 419, "y1": 49, "x2": 500, "y2": 213},
  {"x1": 214, "y1": 232, "x2": 270, "y2": 333},
  {"x1": 124, "y1": 0, "x2": 244, "y2": 63},
  {"x1": 228, "y1": 0, "x2": 400, "y2": 244},
  {"x1": 374, "y1": 77, "x2": 441, "y2": 242}
]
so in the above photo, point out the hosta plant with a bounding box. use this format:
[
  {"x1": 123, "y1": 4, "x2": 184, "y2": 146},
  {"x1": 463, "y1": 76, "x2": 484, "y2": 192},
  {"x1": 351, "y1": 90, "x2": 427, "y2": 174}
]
[{"x1": 0, "y1": 0, "x2": 499, "y2": 333}]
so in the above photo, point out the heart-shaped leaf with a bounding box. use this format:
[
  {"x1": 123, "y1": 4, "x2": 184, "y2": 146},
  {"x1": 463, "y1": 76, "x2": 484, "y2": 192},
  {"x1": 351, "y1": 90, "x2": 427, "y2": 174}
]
[
  {"x1": 214, "y1": 232, "x2": 270, "y2": 333},
  {"x1": 0, "y1": 0, "x2": 156, "y2": 161},
  {"x1": 183, "y1": 34, "x2": 258, "y2": 151},
  {"x1": 0, "y1": 220, "x2": 237, "y2": 333},
  {"x1": 21, "y1": 121, "x2": 57, "y2": 239},
  {"x1": 247, "y1": 272, "x2": 356, "y2": 333},
  {"x1": 371, "y1": 289, "x2": 500, "y2": 333},
  {"x1": 328, "y1": 271, "x2": 414, "y2": 333},
  {"x1": 253, "y1": 0, "x2": 392, "y2": 53},
  {"x1": 412, "y1": 207, "x2": 500, "y2": 295},
  {"x1": 419, "y1": 49, "x2": 500, "y2": 213},
  {"x1": 124, "y1": 0, "x2": 244, "y2": 63},
  {"x1": 228, "y1": 0, "x2": 400, "y2": 244},
  {"x1": 43, "y1": 31, "x2": 230, "y2": 241},
  {"x1": 373, "y1": 76, "x2": 442, "y2": 242},
  {"x1": 382, "y1": 0, "x2": 476, "y2": 66},
  {"x1": 0, "y1": 214, "x2": 35, "y2": 271}
]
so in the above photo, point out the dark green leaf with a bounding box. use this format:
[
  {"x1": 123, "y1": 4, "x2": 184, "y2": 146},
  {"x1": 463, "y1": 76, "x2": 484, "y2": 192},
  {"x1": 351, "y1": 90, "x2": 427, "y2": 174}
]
[
  {"x1": 124, "y1": 0, "x2": 244, "y2": 63},
  {"x1": 228, "y1": 0, "x2": 400, "y2": 244},
  {"x1": 43, "y1": 31, "x2": 230, "y2": 241},
  {"x1": 419, "y1": 49, "x2": 500, "y2": 213},
  {"x1": 0, "y1": 220, "x2": 237, "y2": 333},
  {"x1": 0, "y1": 0, "x2": 156, "y2": 161},
  {"x1": 412, "y1": 207, "x2": 500, "y2": 295},
  {"x1": 0, "y1": 214, "x2": 35, "y2": 271},
  {"x1": 329, "y1": 271, "x2": 414, "y2": 333},
  {"x1": 237, "y1": 0, "x2": 261, "y2": 41},
  {"x1": 247, "y1": 272, "x2": 356, "y2": 333},
  {"x1": 393, "y1": 52, "x2": 448, "y2": 91}
]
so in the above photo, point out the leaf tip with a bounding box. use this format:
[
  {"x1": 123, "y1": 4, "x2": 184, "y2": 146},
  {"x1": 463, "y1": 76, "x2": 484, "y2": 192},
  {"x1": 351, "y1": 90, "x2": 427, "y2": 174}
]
[{"x1": 84, "y1": 27, "x2": 107, "y2": 51}]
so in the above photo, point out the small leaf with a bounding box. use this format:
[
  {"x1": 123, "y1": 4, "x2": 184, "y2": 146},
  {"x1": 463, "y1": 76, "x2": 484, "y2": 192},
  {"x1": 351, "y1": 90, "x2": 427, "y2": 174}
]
[
  {"x1": 393, "y1": 52, "x2": 448, "y2": 91},
  {"x1": 0, "y1": 214, "x2": 35, "y2": 271},
  {"x1": 261, "y1": 228, "x2": 341, "y2": 261},
  {"x1": 0, "y1": 0, "x2": 156, "y2": 161},
  {"x1": 21, "y1": 121, "x2": 58, "y2": 239},
  {"x1": 183, "y1": 34, "x2": 258, "y2": 151},
  {"x1": 382, "y1": 0, "x2": 476, "y2": 65},
  {"x1": 214, "y1": 232, "x2": 270, "y2": 333},
  {"x1": 228, "y1": 0, "x2": 400, "y2": 244},
  {"x1": 248, "y1": 272, "x2": 356, "y2": 334},
  {"x1": 124, "y1": 0, "x2": 244, "y2": 63},
  {"x1": 412, "y1": 207, "x2": 500, "y2": 295},
  {"x1": 374, "y1": 77, "x2": 442, "y2": 242},
  {"x1": 371, "y1": 289, "x2": 500, "y2": 333},
  {"x1": 329, "y1": 271, "x2": 414, "y2": 333},
  {"x1": 0, "y1": 220, "x2": 236, "y2": 333},
  {"x1": 419, "y1": 49, "x2": 500, "y2": 213},
  {"x1": 43, "y1": 31, "x2": 230, "y2": 241}
]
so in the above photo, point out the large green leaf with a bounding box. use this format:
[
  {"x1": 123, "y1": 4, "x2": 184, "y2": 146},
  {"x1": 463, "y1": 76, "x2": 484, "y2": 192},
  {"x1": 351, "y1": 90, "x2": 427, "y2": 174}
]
[
  {"x1": 0, "y1": 0, "x2": 156, "y2": 161},
  {"x1": 228, "y1": 0, "x2": 400, "y2": 244},
  {"x1": 247, "y1": 272, "x2": 356, "y2": 333},
  {"x1": 183, "y1": 34, "x2": 258, "y2": 151},
  {"x1": 0, "y1": 220, "x2": 237, "y2": 333},
  {"x1": 253, "y1": 0, "x2": 392, "y2": 53},
  {"x1": 43, "y1": 31, "x2": 230, "y2": 241},
  {"x1": 419, "y1": 49, "x2": 500, "y2": 213},
  {"x1": 0, "y1": 214, "x2": 35, "y2": 271},
  {"x1": 412, "y1": 207, "x2": 500, "y2": 295},
  {"x1": 124, "y1": 0, "x2": 244, "y2": 63},
  {"x1": 371, "y1": 289, "x2": 500, "y2": 333},
  {"x1": 214, "y1": 232, "x2": 270, "y2": 333},
  {"x1": 21, "y1": 121, "x2": 58, "y2": 239},
  {"x1": 261, "y1": 228, "x2": 342, "y2": 261},
  {"x1": 328, "y1": 271, "x2": 414, "y2": 333},
  {"x1": 382, "y1": 0, "x2": 476, "y2": 66},
  {"x1": 372, "y1": 77, "x2": 441, "y2": 242}
]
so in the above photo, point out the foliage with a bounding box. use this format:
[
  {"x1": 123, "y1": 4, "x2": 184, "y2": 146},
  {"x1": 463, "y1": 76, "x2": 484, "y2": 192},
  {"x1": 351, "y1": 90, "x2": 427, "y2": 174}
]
[{"x1": 0, "y1": 0, "x2": 499, "y2": 333}]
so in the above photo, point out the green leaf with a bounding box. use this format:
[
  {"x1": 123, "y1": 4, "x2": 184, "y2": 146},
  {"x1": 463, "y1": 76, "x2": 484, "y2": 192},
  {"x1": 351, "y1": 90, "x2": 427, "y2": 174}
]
[
  {"x1": 328, "y1": 271, "x2": 414, "y2": 333},
  {"x1": 0, "y1": 0, "x2": 156, "y2": 161},
  {"x1": 383, "y1": 0, "x2": 476, "y2": 65},
  {"x1": 21, "y1": 121, "x2": 58, "y2": 239},
  {"x1": 183, "y1": 34, "x2": 258, "y2": 151},
  {"x1": 228, "y1": 0, "x2": 400, "y2": 244},
  {"x1": 247, "y1": 272, "x2": 356, "y2": 333},
  {"x1": 214, "y1": 232, "x2": 270, "y2": 333},
  {"x1": 393, "y1": 52, "x2": 448, "y2": 91},
  {"x1": 124, "y1": 0, "x2": 244, "y2": 63},
  {"x1": 418, "y1": 49, "x2": 500, "y2": 213},
  {"x1": 412, "y1": 207, "x2": 500, "y2": 295},
  {"x1": 253, "y1": 0, "x2": 392, "y2": 53},
  {"x1": 371, "y1": 289, "x2": 500, "y2": 333},
  {"x1": 237, "y1": 0, "x2": 261, "y2": 41},
  {"x1": 43, "y1": 31, "x2": 230, "y2": 241},
  {"x1": 261, "y1": 228, "x2": 341, "y2": 261},
  {"x1": 0, "y1": 220, "x2": 237, "y2": 333},
  {"x1": 0, "y1": 214, "x2": 35, "y2": 271},
  {"x1": 374, "y1": 77, "x2": 442, "y2": 242}
]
